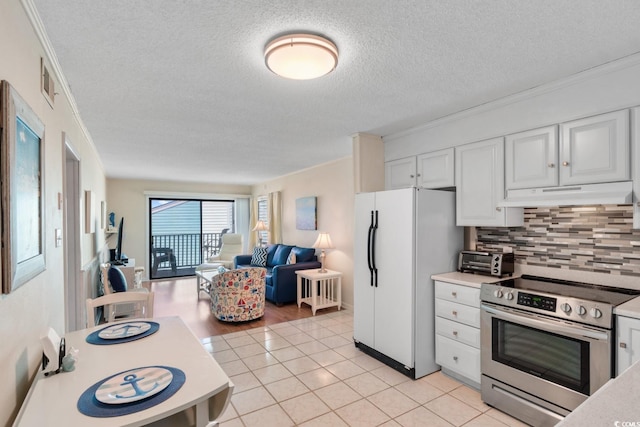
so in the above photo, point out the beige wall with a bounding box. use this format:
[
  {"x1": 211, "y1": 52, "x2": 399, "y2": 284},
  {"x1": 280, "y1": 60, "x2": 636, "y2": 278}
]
[
  {"x1": 0, "y1": 2, "x2": 107, "y2": 425},
  {"x1": 252, "y1": 157, "x2": 355, "y2": 308},
  {"x1": 106, "y1": 178, "x2": 252, "y2": 273}
]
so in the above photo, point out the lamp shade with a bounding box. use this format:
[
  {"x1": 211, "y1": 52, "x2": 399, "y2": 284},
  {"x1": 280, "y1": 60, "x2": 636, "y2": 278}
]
[
  {"x1": 252, "y1": 220, "x2": 268, "y2": 231},
  {"x1": 312, "y1": 232, "x2": 334, "y2": 249},
  {"x1": 264, "y1": 34, "x2": 338, "y2": 80}
]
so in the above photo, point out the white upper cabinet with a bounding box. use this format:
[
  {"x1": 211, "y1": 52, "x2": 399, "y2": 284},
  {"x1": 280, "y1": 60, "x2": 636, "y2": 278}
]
[
  {"x1": 385, "y1": 148, "x2": 455, "y2": 190},
  {"x1": 505, "y1": 125, "x2": 559, "y2": 190},
  {"x1": 417, "y1": 148, "x2": 455, "y2": 189},
  {"x1": 456, "y1": 138, "x2": 524, "y2": 227},
  {"x1": 385, "y1": 157, "x2": 417, "y2": 190},
  {"x1": 559, "y1": 109, "x2": 630, "y2": 186}
]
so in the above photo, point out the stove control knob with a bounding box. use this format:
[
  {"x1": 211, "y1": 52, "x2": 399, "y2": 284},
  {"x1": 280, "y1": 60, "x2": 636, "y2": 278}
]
[
  {"x1": 505, "y1": 291, "x2": 514, "y2": 300},
  {"x1": 577, "y1": 305, "x2": 587, "y2": 316},
  {"x1": 590, "y1": 308, "x2": 603, "y2": 319},
  {"x1": 493, "y1": 289, "x2": 503, "y2": 298},
  {"x1": 560, "y1": 303, "x2": 572, "y2": 313}
]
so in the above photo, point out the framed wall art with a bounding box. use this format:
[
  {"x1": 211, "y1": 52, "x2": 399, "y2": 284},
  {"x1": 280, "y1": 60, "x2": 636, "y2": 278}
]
[
  {"x1": 296, "y1": 196, "x2": 317, "y2": 230},
  {"x1": 1, "y1": 81, "x2": 46, "y2": 293}
]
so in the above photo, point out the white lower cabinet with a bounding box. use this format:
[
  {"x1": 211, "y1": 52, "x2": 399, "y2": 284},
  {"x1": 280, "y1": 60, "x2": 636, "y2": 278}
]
[
  {"x1": 435, "y1": 280, "x2": 481, "y2": 387},
  {"x1": 616, "y1": 315, "x2": 640, "y2": 375}
]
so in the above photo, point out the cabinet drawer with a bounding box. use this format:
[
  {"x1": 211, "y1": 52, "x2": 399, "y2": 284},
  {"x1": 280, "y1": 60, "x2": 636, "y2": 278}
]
[
  {"x1": 435, "y1": 317, "x2": 480, "y2": 349},
  {"x1": 435, "y1": 299, "x2": 480, "y2": 328},
  {"x1": 435, "y1": 281, "x2": 480, "y2": 308},
  {"x1": 436, "y1": 335, "x2": 481, "y2": 384}
]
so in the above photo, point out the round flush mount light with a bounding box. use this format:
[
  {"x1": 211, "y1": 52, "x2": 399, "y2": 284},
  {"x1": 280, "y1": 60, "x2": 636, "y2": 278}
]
[{"x1": 264, "y1": 33, "x2": 338, "y2": 80}]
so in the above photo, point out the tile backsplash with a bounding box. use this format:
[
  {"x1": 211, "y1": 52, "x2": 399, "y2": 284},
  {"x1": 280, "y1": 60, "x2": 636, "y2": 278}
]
[{"x1": 475, "y1": 205, "x2": 640, "y2": 277}]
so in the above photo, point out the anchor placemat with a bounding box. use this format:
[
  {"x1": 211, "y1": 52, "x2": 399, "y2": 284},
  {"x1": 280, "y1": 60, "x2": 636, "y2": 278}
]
[
  {"x1": 77, "y1": 365, "x2": 185, "y2": 417},
  {"x1": 86, "y1": 321, "x2": 159, "y2": 345}
]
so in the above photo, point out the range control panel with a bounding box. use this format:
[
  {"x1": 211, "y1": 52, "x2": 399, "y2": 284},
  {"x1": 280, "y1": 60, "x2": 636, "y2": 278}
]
[
  {"x1": 480, "y1": 282, "x2": 613, "y2": 328},
  {"x1": 517, "y1": 292, "x2": 556, "y2": 312}
]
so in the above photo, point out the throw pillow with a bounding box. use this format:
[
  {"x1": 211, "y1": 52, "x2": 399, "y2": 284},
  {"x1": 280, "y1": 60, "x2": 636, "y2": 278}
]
[
  {"x1": 287, "y1": 251, "x2": 296, "y2": 264},
  {"x1": 251, "y1": 247, "x2": 268, "y2": 267},
  {"x1": 108, "y1": 266, "x2": 128, "y2": 292},
  {"x1": 292, "y1": 246, "x2": 315, "y2": 263},
  {"x1": 272, "y1": 245, "x2": 293, "y2": 265}
]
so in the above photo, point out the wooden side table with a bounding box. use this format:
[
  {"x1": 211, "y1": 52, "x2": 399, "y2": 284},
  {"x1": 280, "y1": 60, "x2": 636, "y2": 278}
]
[{"x1": 296, "y1": 268, "x2": 342, "y2": 315}]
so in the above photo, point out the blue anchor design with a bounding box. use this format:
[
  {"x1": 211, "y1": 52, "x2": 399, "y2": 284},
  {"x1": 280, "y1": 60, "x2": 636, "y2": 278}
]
[
  {"x1": 110, "y1": 324, "x2": 143, "y2": 337},
  {"x1": 115, "y1": 373, "x2": 159, "y2": 399}
]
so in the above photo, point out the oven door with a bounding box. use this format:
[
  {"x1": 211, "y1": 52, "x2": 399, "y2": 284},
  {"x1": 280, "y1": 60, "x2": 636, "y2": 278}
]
[{"x1": 481, "y1": 302, "x2": 612, "y2": 412}]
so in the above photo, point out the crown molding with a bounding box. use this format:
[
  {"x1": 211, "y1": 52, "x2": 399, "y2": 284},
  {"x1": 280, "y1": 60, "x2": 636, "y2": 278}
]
[
  {"x1": 20, "y1": 0, "x2": 104, "y2": 171},
  {"x1": 384, "y1": 51, "x2": 640, "y2": 143}
]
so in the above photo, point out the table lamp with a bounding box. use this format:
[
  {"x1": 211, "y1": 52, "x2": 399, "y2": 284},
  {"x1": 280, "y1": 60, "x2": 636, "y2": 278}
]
[
  {"x1": 313, "y1": 232, "x2": 334, "y2": 273},
  {"x1": 252, "y1": 220, "x2": 269, "y2": 247}
]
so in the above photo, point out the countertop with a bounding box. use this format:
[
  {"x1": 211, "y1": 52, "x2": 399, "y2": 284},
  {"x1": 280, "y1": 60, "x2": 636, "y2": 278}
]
[
  {"x1": 614, "y1": 295, "x2": 640, "y2": 319},
  {"x1": 556, "y1": 359, "x2": 640, "y2": 426},
  {"x1": 431, "y1": 271, "x2": 514, "y2": 288}
]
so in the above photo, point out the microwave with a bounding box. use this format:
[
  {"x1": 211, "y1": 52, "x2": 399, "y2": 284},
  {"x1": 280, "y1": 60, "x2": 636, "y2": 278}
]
[{"x1": 458, "y1": 250, "x2": 514, "y2": 277}]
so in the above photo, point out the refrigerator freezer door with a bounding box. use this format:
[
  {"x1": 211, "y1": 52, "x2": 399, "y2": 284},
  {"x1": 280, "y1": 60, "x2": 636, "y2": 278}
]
[{"x1": 354, "y1": 192, "x2": 376, "y2": 349}]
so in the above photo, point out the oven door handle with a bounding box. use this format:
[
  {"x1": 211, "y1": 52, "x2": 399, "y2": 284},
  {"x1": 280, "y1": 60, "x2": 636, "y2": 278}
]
[{"x1": 481, "y1": 304, "x2": 610, "y2": 341}]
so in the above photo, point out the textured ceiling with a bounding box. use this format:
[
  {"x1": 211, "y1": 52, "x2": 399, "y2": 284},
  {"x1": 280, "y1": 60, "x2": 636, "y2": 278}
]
[{"x1": 32, "y1": 0, "x2": 640, "y2": 185}]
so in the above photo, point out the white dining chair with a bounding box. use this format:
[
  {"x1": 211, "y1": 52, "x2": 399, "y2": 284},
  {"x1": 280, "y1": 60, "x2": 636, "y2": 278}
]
[
  {"x1": 85, "y1": 292, "x2": 155, "y2": 328},
  {"x1": 100, "y1": 262, "x2": 150, "y2": 320}
]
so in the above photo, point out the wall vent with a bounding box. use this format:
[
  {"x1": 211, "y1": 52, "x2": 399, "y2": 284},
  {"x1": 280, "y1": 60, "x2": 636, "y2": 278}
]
[{"x1": 41, "y1": 58, "x2": 55, "y2": 107}]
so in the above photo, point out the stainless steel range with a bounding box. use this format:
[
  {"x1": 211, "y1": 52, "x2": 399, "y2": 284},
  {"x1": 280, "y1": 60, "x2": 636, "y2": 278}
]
[{"x1": 480, "y1": 275, "x2": 640, "y2": 427}]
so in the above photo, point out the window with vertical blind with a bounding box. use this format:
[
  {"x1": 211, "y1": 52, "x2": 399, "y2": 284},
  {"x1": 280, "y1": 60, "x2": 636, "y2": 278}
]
[{"x1": 257, "y1": 197, "x2": 268, "y2": 244}]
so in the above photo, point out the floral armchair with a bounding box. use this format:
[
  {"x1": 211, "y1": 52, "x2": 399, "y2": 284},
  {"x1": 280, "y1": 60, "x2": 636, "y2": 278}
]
[{"x1": 209, "y1": 267, "x2": 266, "y2": 322}]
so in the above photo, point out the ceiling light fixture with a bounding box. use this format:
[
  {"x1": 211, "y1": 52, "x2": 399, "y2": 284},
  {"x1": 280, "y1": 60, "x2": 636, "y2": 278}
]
[{"x1": 264, "y1": 33, "x2": 338, "y2": 80}]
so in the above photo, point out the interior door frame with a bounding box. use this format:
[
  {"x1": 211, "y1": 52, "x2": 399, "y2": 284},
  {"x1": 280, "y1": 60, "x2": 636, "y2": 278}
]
[{"x1": 63, "y1": 135, "x2": 82, "y2": 331}]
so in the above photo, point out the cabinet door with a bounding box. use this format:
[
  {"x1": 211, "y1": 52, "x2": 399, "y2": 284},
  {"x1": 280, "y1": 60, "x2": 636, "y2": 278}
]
[
  {"x1": 617, "y1": 315, "x2": 640, "y2": 376},
  {"x1": 560, "y1": 109, "x2": 630, "y2": 186},
  {"x1": 456, "y1": 138, "x2": 523, "y2": 226},
  {"x1": 385, "y1": 157, "x2": 416, "y2": 190},
  {"x1": 505, "y1": 125, "x2": 558, "y2": 189},
  {"x1": 417, "y1": 148, "x2": 455, "y2": 189}
]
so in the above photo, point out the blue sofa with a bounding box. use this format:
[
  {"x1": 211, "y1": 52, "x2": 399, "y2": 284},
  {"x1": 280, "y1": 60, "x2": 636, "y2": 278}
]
[{"x1": 234, "y1": 244, "x2": 321, "y2": 305}]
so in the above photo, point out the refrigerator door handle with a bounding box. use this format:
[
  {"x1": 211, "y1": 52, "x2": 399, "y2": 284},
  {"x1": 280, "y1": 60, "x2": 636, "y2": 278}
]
[
  {"x1": 372, "y1": 210, "x2": 378, "y2": 287},
  {"x1": 367, "y1": 211, "x2": 374, "y2": 286}
]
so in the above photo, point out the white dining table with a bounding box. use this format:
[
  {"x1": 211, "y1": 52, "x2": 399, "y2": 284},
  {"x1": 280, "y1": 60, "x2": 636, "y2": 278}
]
[{"x1": 13, "y1": 316, "x2": 233, "y2": 427}]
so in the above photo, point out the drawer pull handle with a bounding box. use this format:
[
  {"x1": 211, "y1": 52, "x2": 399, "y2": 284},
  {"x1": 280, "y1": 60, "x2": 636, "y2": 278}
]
[
  {"x1": 548, "y1": 163, "x2": 555, "y2": 168},
  {"x1": 452, "y1": 310, "x2": 458, "y2": 316},
  {"x1": 452, "y1": 331, "x2": 458, "y2": 336},
  {"x1": 451, "y1": 291, "x2": 457, "y2": 297},
  {"x1": 562, "y1": 161, "x2": 569, "y2": 167},
  {"x1": 453, "y1": 356, "x2": 458, "y2": 362},
  {"x1": 620, "y1": 342, "x2": 627, "y2": 349}
]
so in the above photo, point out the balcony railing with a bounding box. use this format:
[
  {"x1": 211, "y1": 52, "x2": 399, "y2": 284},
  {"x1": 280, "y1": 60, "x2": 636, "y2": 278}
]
[{"x1": 151, "y1": 232, "x2": 227, "y2": 274}]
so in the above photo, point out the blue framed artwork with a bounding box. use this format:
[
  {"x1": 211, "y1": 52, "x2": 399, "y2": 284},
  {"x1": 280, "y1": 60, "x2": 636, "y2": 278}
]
[
  {"x1": 1, "y1": 81, "x2": 46, "y2": 293},
  {"x1": 296, "y1": 197, "x2": 317, "y2": 230}
]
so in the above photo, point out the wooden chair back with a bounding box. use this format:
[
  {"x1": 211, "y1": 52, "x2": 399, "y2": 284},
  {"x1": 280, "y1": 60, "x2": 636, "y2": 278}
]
[{"x1": 86, "y1": 291, "x2": 154, "y2": 328}]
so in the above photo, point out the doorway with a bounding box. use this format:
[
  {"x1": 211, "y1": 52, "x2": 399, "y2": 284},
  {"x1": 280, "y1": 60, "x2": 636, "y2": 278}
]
[
  {"x1": 148, "y1": 198, "x2": 235, "y2": 279},
  {"x1": 64, "y1": 140, "x2": 82, "y2": 331}
]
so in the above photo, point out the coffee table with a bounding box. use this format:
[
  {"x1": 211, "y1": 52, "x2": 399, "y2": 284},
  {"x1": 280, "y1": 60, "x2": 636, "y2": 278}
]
[{"x1": 195, "y1": 269, "x2": 220, "y2": 299}]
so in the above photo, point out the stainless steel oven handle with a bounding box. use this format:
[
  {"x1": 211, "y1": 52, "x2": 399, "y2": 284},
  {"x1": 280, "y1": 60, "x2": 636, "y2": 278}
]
[{"x1": 481, "y1": 304, "x2": 609, "y2": 341}]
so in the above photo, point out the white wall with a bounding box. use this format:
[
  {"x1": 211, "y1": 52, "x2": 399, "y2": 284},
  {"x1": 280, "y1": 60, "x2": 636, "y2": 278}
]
[
  {"x1": 384, "y1": 55, "x2": 640, "y2": 160},
  {"x1": 106, "y1": 178, "x2": 252, "y2": 274},
  {"x1": 0, "y1": 1, "x2": 107, "y2": 425},
  {"x1": 252, "y1": 157, "x2": 355, "y2": 308}
]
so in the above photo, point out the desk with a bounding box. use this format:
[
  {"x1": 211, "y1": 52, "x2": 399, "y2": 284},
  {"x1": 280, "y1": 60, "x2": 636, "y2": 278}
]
[
  {"x1": 296, "y1": 269, "x2": 342, "y2": 315},
  {"x1": 13, "y1": 317, "x2": 233, "y2": 427}
]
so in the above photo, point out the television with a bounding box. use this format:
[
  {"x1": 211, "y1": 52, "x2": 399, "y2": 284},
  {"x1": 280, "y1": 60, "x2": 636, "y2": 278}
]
[{"x1": 112, "y1": 217, "x2": 127, "y2": 265}]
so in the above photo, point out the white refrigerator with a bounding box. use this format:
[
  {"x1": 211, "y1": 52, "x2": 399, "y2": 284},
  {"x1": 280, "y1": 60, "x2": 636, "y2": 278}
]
[{"x1": 354, "y1": 187, "x2": 462, "y2": 379}]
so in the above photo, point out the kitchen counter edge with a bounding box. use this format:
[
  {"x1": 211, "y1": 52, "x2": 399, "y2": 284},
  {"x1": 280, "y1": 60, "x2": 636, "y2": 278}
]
[{"x1": 431, "y1": 271, "x2": 514, "y2": 288}]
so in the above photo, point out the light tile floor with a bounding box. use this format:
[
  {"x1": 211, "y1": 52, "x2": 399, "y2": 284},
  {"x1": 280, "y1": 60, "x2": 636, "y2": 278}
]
[{"x1": 201, "y1": 310, "x2": 529, "y2": 427}]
